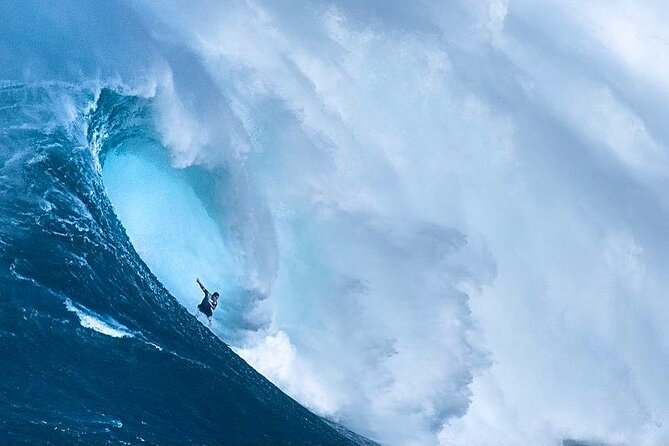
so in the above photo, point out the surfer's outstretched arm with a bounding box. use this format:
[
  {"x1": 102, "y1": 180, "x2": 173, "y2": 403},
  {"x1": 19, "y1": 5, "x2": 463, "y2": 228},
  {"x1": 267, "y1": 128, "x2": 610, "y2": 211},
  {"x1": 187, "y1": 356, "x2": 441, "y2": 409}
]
[{"x1": 196, "y1": 277, "x2": 208, "y2": 295}]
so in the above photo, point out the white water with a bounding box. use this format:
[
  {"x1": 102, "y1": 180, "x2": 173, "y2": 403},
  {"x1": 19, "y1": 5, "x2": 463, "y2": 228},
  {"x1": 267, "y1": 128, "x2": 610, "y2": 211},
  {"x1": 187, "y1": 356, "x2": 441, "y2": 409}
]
[
  {"x1": 7, "y1": 1, "x2": 669, "y2": 445},
  {"x1": 65, "y1": 299, "x2": 134, "y2": 339}
]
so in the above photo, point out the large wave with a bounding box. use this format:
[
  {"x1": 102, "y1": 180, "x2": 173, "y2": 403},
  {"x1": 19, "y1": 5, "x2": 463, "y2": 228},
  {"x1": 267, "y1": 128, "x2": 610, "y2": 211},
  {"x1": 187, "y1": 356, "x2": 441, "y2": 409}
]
[
  {"x1": 3, "y1": 1, "x2": 669, "y2": 446},
  {"x1": 0, "y1": 80, "x2": 376, "y2": 445}
]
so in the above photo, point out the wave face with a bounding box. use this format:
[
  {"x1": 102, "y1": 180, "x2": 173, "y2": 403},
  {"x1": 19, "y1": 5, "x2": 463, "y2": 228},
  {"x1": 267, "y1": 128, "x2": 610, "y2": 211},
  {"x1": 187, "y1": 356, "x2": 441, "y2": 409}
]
[
  {"x1": 4, "y1": 1, "x2": 669, "y2": 446},
  {"x1": 0, "y1": 83, "x2": 370, "y2": 445}
]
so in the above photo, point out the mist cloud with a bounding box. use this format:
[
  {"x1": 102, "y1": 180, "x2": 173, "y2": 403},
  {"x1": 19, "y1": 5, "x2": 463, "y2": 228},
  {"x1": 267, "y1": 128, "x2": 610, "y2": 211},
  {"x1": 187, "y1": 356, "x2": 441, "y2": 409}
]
[
  {"x1": 5, "y1": 0, "x2": 669, "y2": 444},
  {"x1": 126, "y1": 0, "x2": 669, "y2": 444}
]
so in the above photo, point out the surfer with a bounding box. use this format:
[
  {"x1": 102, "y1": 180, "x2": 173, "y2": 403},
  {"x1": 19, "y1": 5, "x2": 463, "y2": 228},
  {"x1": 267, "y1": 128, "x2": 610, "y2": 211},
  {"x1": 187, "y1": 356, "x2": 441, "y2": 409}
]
[{"x1": 196, "y1": 278, "x2": 219, "y2": 327}]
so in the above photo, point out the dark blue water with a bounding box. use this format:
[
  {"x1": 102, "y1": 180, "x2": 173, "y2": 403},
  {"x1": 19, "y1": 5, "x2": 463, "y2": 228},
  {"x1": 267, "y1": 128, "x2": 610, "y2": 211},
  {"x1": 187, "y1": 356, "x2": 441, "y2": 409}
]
[{"x1": 0, "y1": 83, "x2": 374, "y2": 446}]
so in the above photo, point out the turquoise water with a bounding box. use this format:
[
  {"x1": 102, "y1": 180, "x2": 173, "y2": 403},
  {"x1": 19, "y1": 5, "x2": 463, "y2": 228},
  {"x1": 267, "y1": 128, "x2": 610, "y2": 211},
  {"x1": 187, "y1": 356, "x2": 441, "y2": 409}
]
[{"x1": 0, "y1": 84, "x2": 372, "y2": 445}]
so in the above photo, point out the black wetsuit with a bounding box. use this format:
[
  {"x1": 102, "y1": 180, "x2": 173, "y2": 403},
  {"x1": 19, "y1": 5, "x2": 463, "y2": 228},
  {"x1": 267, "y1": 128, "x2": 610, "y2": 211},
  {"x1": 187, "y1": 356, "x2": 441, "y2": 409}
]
[{"x1": 198, "y1": 292, "x2": 215, "y2": 317}]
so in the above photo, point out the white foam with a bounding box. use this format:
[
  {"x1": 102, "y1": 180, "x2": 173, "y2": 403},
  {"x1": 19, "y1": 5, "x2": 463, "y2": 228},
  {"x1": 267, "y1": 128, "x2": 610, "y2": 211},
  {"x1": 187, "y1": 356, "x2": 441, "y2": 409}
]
[{"x1": 64, "y1": 299, "x2": 134, "y2": 339}]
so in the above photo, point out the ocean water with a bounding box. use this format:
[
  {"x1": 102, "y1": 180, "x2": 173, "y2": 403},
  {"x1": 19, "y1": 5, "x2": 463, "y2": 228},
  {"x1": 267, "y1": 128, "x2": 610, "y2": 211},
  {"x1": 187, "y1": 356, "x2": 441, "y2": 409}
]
[
  {"x1": 0, "y1": 83, "x2": 373, "y2": 445},
  {"x1": 4, "y1": 1, "x2": 669, "y2": 445}
]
